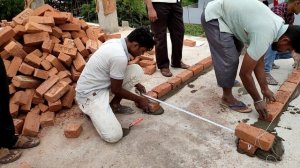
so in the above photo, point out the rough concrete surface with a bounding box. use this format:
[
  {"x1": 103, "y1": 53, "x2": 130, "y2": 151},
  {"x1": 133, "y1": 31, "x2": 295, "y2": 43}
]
[{"x1": 2, "y1": 31, "x2": 300, "y2": 168}]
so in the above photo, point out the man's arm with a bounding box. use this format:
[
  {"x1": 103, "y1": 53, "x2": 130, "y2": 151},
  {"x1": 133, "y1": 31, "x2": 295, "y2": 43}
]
[{"x1": 144, "y1": 0, "x2": 158, "y2": 22}]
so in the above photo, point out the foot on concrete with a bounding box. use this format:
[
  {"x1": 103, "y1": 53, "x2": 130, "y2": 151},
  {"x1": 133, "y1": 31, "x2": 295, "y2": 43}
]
[
  {"x1": 265, "y1": 73, "x2": 278, "y2": 85},
  {"x1": 221, "y1": 99, "x2": 252, "y2": 113},
  {"x1": 160, "y1": 68, "x2": 173, "y2": 77},
  {"x1": 0, "y1": 148, "x2": 22, "y2": 164},
  {"x1": 272, "y1": 63, "x2": 280, "y2": 69},
  {"x1": 233, "y1": 80, "x2": 242, "y2": 87},
  {"x1": 111, "y1": 104, "x2": 135, "y2": 114},
  {"x1": 12, "y1": 136, "x2": 40, "y2": 149},
  {"x1": 171, "y1": 62, "x2": 190, "y2": 69}
]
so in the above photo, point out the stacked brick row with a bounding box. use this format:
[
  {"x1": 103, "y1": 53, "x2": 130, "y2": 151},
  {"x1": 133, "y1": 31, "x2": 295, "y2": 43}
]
[{"x1": 0, "y1": 4, "x2": 121, "y2": 137}]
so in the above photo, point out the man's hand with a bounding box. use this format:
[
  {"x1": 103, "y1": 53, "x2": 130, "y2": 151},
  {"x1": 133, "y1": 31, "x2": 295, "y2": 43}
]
[
  {"x1": 148, "y1": 8, "x2": 158, "y2": 22},
  {"x1": 135, "y1": 83, "x2": 146, "y2": 95},
  {"x1": 261, "y1": 88, "x2": 276, "y2": 103},
  {"x1": 136, "y1": 97, "x2": 150, "y2": 112},
  {"x1": 254, "y1": 100, "x2": 268, "y2": 120}
]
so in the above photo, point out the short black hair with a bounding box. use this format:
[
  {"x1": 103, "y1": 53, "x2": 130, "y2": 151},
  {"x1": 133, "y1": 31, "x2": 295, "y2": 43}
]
[
  {"x1": 127, "y1": 27, "x2": 155, "y2": 50},
  {"x1": 285, "y1": 25, "x2": 300, "y2": 53}
]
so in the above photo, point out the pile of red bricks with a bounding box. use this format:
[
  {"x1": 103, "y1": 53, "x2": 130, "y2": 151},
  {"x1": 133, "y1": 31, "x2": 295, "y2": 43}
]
[{"x1": 0, "y1": 4, "x2": 121, "y2": 137}]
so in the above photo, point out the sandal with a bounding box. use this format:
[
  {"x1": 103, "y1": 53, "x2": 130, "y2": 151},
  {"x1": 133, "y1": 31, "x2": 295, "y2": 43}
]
[
  {"x1": 0, "y1": 148, "x2": 22, "y2": 164},
  {"x1": 160, "y1": 68, "x2": 173, "y2": 77},
  {"x1": 265, "y1": 73, "x2": 278, "y2": 85},
  {"x1": 111, "y1": 105, "x2": 135, "y2": 114},
  {"x1": 220, "y1": 101, "x2": 252, "y2": 113},
  {"x1": 12, "y1": 136, "x2": 40, "y2": 149}
]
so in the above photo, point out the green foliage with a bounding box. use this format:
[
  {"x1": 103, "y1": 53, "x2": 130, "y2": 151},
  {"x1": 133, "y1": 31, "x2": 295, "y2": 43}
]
[
  {"x1": 182, "y1": 0, "x2": 198, "y2": 6},
  {"x1": 80, "y1": 0, "x2": 98, "y2": 23},
  {"x1": 0, "y1": 0, "x2": 24, "y2": 20},
  {"x1": 184, "y1": 23, "x2": 204, "y2": 36}
]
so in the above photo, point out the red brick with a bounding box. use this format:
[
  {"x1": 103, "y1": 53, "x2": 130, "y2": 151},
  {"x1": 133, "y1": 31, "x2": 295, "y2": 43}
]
[
  {"x1": 1, "y1": 50, "x2": 10, "y2": 60},
  {"x1": 238, "y1": 139, "x2": 258, "y2": 156},
  {"x1": 275, "y1": 90, "x2": 291, "y2": 105},
  {"x1": 81, "y1": 36, "x2": 89, "y2": 45},
  {"x1": 60, "y1": 23, "x2": 81, "y2": 31},
  {"x1": 25, "y1": 22, "x2": 52, "y2": 33},
  {"x1": 104, "y1": 33, "x2": 121, "y2": 41},
  {"x1": 36, "y1": 75, "x2": 59, "y2": 97},
  {"x1": 152, "y1": 82, "x2": 172, "y2": 98},
  {"x1": 13, "y1": 91, "x2": 27, "y2": 105},
  {"x1": 9, "y1": 84, "x2": 16, "y2": 95},
  {"x1": 29, "y1": 16, "x2": 55, "y2": 26},
  {"x1": 62, "y1": 86, "x2": 75, "y2": 108},
  {"x1": 74, "y1": 38, "x2": 89, "y2": 58},
  {"x1": 19, "y1": 63, "x2": 35, "y2": 75},
  {"x1": 20, "y1": 89, "x2": 35, "y2": 112},
  {"x1": 40, "y1": 111, "x2": 55, "y2": 128},
  {"x1": 58, "y1": 52, "x2": 72, "y2": 67},
  {"x1": 33, "y1": 68, "x2": 49, "y2": 80},
  {"x1": 86, "y1": 27, "x2": 102, "y2": 40},
  {"x1": 30, "y1": 105, "x2": 41, "y2": 115},
  {"x1": 61, "y1": 77, "x2": 73, "y2": 85},
  {"x1": 51, "y1": 26, "x2": 63, "y2": 38},
  {"x1": 146, "y1": 91, "x2": 158, "y2": 99},
  {"x1": 44, "y1": 11, "x2": 68, "y2": 24},
  {"x1": 143, "y1": 65, "x2": 156, "y2": 75},
  {"x1": 278, "y1": 81, "x2": 297, "y2": 94},
  {"x1": 176, "y1": 70, "x2": 194, "y2": 83},
  {"x1": 13, "y1": 119, "x2": 24, "y2": 134},
  {"x1": 139, "y1": 60, "x2": 156, "y2": 67},
  {"x1": 7, "y1": 57, "x2": 23, "y2": 78},
  {"x1": 183, "y1": 39, "x2": 196, "y2": 47},
  {"x1": 71, "y1": 30, "x2": 87, "y2": 39},
  {"x1": 64, "y1": 123, "x2": 82, "y2": 138},
  {"x1": 48, "y1": 67, "x2": 58, "y2": 77},
  {"x1": 46, "y1": 54, "x2": 66, "y2": 71},
  {"x1": 32, "y1": 93, "x2": 44, "y2": 105},
  {"x1": 0, "y1": 26, "x2": 16, "y2": 47},
  {"x1": 9, "y1": 100, "x2": 19, "y2": 118},
  {"x1": 12, "y1": 75, "x2": 41, "y2": 89},
  {"x1": 71, "y1": 65, "x2": 81, "y2": 81},
  {"x1": 22, "y1": 112, "x2": 40, "y2": 137},
  {"x1": 44, "y1": 81, "x2": 70, "y2": 103},
  {"x1": 79, "y1": 19, "x2": 88, "y2": 30},
  {"x1": 98, "y1": 33, "x2": 106, "y2": 42},
  {"x1": 286, "y1": 70, "x2": 300, "y2": 85},
  {"x1": 188, "y1": 63, "x2": 204, "y2": 76},
  {"x1": 32, "y1": 4, "x2": 54, "y2": 16},
  {"x1": 73, "y1": 53, "x2": 86, "y2": 72},
  {"x1": 50, "y1": 35, "x2": 60, "y2": 43},
  {"x1": 30, "y1": 49, "x2": 43, "y2": 57},
  {"x1": 38, "y1": 103, "x2": 49, "y2": 112},
  {"x1": 13, "y1": 25, "x2": 26, "y2": 39},
  {"x1": 57, "y1": 70, "x2": 71, "y2": 79},
  {"x1": 63, "y1": 38, "x2": 75, "y2": 48},
  {"x1": 23, "y1": 32, "x2": 50, "y2": 46},
  {"x1": 24, "y1": 52, "x2": 42, "y2": 68},
  {"x1": 13, "y1": 8, "x2": 33, "y2": 25},
  {"x1": 167, "y1": 77, "x2": 182, "y2": 89},
  {"x1": 261, "y1": 102, "x2": 285, "y2": 121},
  {"x1": 41, "y1": 59, "x2": 52, "y2": 71},
  {"x1": 48, "y1": 99, "x2": 62, "y2": 112},
  {"x1": 4, "y1": 41, "x2": 27, "y2": 58},
  {"x1": 140, "y1": 54, "x2": 154, "y2": 61},
  {"x1": 42, "y1": 40, "x2": 54, "y2": 53},
  {"x1": 53, "y1": 43, "x2": 77, "y2": 57},
  {"x1": 235, "y1": 123, "x2": 275, "y2": 151},
  {"x1": 128, "y1": 57, "x2": 140, "y2": 65},
  {"x1": 148, "y1": 102, "x2": 162, "y2": 113},
  {"x1": 199, "y1": 57, "x2": 213, "y2": 69},
  {"x1": 86, "y1": 39, "x2": 101, "y2": 53}
]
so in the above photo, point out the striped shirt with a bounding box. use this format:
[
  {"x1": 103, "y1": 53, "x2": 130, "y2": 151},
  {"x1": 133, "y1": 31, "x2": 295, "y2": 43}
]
[{"x1": 272, "y1": 2, "x2": 294, "y2": 24}]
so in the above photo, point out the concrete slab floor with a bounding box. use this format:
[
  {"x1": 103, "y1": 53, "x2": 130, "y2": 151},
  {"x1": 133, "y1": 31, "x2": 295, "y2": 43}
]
[{"x1": 2, "y1": 31, "x2": 300, "y2": 168}]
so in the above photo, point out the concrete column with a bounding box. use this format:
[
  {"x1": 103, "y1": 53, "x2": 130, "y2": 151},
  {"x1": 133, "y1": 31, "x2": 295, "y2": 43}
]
[{"x1": 97, "y1": 0, "x2": 119, "y2": 33}]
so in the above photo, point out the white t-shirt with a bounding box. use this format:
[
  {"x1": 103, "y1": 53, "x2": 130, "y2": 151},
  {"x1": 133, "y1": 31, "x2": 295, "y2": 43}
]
[
  {"x1": 75, "y1": 38, "x2": 130, "y2": 102},
  {"x1": 152, "y1": 0, "x2": 180, "y2": 3}
]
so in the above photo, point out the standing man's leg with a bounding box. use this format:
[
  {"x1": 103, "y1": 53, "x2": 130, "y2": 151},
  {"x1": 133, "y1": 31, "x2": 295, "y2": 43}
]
[
  {"x1": 201, "y1": 12, "x2": 251, "y2": 112},
  {"x1": 264, "y1": 46, "x2": 279, "y2": 85}
]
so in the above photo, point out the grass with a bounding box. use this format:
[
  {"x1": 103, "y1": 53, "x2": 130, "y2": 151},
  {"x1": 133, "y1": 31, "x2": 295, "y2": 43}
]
[
  {"x1": 184, "y1": 23, "x2": 204, "y2": 36},
  {"x1": 182, "y1": 0, "x2": 198, "y2": 7}
]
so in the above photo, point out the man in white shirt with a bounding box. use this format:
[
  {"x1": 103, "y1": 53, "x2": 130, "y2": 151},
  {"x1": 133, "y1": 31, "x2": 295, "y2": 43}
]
[
  {"x1": 201, "y1": 0, "x2": 300, "y2": 119},
  {"x1": 144, "y1": 0, "x2": 190, "y2": 77},
  {"x1": 76, "y1": 28, "x2": 158, "y2": 143}
]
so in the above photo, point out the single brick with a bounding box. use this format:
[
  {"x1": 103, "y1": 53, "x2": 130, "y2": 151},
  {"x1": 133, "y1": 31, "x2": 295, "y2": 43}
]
[
  {"x1": 275, "y1": 90, "x2": 291, "y2": 105},
  {"x1": 176, "y1": 70, "x2": 194, "y2": 83},
  {"x1": 148, "y1": 102, "x2": 161, "y2": 113},
  {"x1": 38, "y1": 103, "x2": 49, "y2": 112},
  {"x1": 36, "y1": 75, "x2": 60, "y2": 97},
  {"x1": 19, "y1": 62, "x2": 34, "y2": 75},
  {"x1": 32, "y1": 93, "x2": 44, "y2": 105},
  {"x1": 57, "y1": 70, "x2": 71, "y2": 79},
  {"x1": 86, "y1": 27, "x2": 102, "y2": 40},
  {"x1": 32, "y1": 4, "x2": 54, "y2": 16},
  {"x1": 22, "y1": 112, "x2": 40, "y2": 137},
  {"x1": 183, "y1": 39, "x2": 196, "y2": 47},
  {"x1": 260, "y1": 102, "x2": 285, "y2": 121},
  {"x1": 46, "y1": 54, "x2": 66, "y2": 71},
  {"x1": 60, "y1": 23, "x2": 81, "y2": 31},
  {"x1": 13, "y1": 91, "x2": 27, "y2": 105},
  {"x1": 278, "y1": 81, "x2": 297, "y2": 94},
  {"x1": 62, "y1": 86, "x2": 75, "y2": 108},
  {"x1": 139, "y1": 60, "x2": 156, "y2": 67},
  {"x1": 12, "y1": 75, "x2": 41, "y2": 89},
  {"x1": 4, "y1": 41, "x2": 27, "y2": 58},
  {"x1": 61, "y1": 77, "x2": 73, "y2": 85},
  {"x1": 0, "y1": 26, "x2": 16, "y2": 47},
  {"x1": 81, "y1": 36, "x2": 89, "y2": 45},
  {"x1": 152, "y1": 82, "x2": 172, "y2": 98},
  {"x1": 58, "y1": 52, "x2": 72, "y2": 67},
  {"x1": 1, "y1": 50, "x2": 11, "y2": 60},
  {"x1": 71, "y1": 65, "x2": 81, "y2": 81},
  {"x1": 29, "y1": 49, "x2": 43, "y2": 57},
  {"x1": 71, "y1": 30, "x2": 87, "y2": 39},
  {"x1": 20, "y1": 89, "x2": 35, "y2": 112},
  {"x1": 40, "y1": 111, "x2": 55, "y2": 128},
  {"x1": 44, "y1": 11, "x2": 68, "y2": 24},
  {"x1": 62, "y1": 32, "x2": 72, "y2": 40},
  {"x1": 143, "y1": 65, "x2": 156, "y2": 75},
  {"x1": 128, "y1": 57, "x2": 140, "y2": 65},
  {"x1": 48, "y1": 99, "x2": 62, "y2": 112},
  {"x1": 7, "y1": 57, "x2": 23, "y2": 78},
  {"x1": 28, "y1": 16, "x2": 55, "y2": 26},
  {"x1": 42, "y1": 39, "x2": 54, "y2": 53},
  {"x1": 24, "y1": 53, "x2": 42, "y2": 68},
  {"x1": 238, "y1": 139, "x2": 258, "y2": 156},
  {"x1": 3, "y1": 60, "x2": 10, "y2": 73},
  {"x1": 13, "y1": 25, "x2": 26, "y2": 37},
  {"x1": 13, "y1": 119, "x2": 24, "y2": 134},
  {"x1": 23, "y1": 32, "x2": 50, "y2": 46},
  {"x1": 10, "y1": 100, "x2": 19, "y2": 118},
  {"x1": 25, "y1": 22, "x2": 52, "y2": 33},
  {"x1": 146, "y1": 91, "x2": 158, "y2": 99},
  {"x1": 44, "y1": 81, "x2": 70, "y2": 103},
  {"x1": 9, "y1": 84, "x2": 16, "y2": 95},
  {"x1": 33, "y1": 68, "x2": 49, "y2": 80},
  {"x1": 188, "y1": 63, "x2": 204, "y2": 76},
  {"x1": 48, "y1": 67, "x2": 58, "y2": 77},
  {"x1": 53, "y1": 43, "x2": 77, "y2": 57},
  {"x1": 79, "y1": 19, "x2": 88, "y2": 30},
  {"x1": 30, "y1": 105, "x2": 41, "y2": 115},
  {"x1": 86, "y1": 39, "x2": 101, "y2": 53},
  {"x1": 167, "y1": 77, "x2": 182, "y2": 89},
  {"x1": 50, "y1": 35, "x2": 61, "y2": 43},
  {"x1": 199, "y1": 57, "x2": 213, "y2": 69},
  {"x1": 74, "y1": 38, "x2": 89, "y2": 58},
  {"x1": 64, "y1": 123, "x2": 82, "y2": 138},
  {"x1": 41, "y1": 59, "x2": 53, "y2": 71},
  {"x1": 63, "y1": 38, "x2": 75, "y2": 48},
  {"x1": 73, "y1": 53, "x2": 86, "y2": 72},
  {"x1": 235, "y1": 123, "x2": 275, "y2": 151},
  {"x1": 13, "y1": 8, "x2": 33, "y2": 25},
  {"x1": 286, "y1": 70, "x2": 300, "y2": 85},
  {"x1": 52, "y1": 26, "x2": 63, "y2": 38}
]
